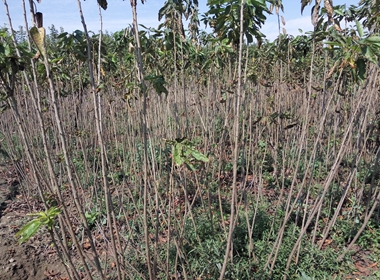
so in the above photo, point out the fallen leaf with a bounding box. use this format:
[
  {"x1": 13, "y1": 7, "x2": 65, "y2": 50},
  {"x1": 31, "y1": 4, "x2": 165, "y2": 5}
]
[{"x1": 83, "y1": 241, "x2": 91, "y2": 250}]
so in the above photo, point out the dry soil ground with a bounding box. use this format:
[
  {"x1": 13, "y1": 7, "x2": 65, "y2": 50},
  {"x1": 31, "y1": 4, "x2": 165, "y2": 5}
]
[
  {"x1": 0, "y1": 162, "x2": 379, "y2": 280},
  {"x1": 0, "y1": 163, "x2": 67, "y2": 280}
]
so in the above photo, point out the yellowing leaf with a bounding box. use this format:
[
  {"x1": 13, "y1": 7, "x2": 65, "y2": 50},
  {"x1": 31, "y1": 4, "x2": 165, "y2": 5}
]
[
  {"x1": 324, "y1": 0, "x2": 333, "y2": 23},
  {"x1": 30, "y1": 26, "x2": 46, "y2": 58}
]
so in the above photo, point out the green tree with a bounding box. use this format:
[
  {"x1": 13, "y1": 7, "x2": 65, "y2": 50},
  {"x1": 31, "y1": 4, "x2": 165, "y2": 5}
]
[
  {"x1": 202, "y1": 0, "x2": 269, "y2": 47},
  {"x1": 158, "y1": 0, "x2": 199, "y2": 40}
]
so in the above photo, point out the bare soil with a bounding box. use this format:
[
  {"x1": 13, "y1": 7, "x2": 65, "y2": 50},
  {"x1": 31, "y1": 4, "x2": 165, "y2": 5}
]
[{"x1": 0, "y1": 163, "x2": 68, "y2": 280}]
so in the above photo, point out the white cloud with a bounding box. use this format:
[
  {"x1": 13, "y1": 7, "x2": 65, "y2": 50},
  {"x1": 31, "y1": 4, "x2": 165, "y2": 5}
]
[{"x1": 261, "y1": 16, "x2": 314, "y2": 42}]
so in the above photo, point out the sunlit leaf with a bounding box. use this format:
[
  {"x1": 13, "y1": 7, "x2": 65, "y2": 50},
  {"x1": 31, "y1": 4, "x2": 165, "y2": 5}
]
[
  {"x1": 363, "y1": 45, "x2": 377, "y2": 64},
  {"x1": 15, "y1": 219, "x2": 41, "y2": 244},
  {"x1": 355, "y1": 19, "x2": 364, "y2": 38},
  {"x1": 15, "y1": 206, "x2": 61, "y2": 243},
  {"x1": 46, "y1": 206, "x2": 61, "y2": 218},
  {"x1": 365, "y1": 36, "x2": 380, "y2": 47},
  {"x1": 4, "y1": 44, "x2": 11, "y2": 56},
  {"x1": 96, "y1": 83, "x2": 105, "y2": 93},
  {"x1": 333, "y1": 5, "x2": 345, "y2": 16}
]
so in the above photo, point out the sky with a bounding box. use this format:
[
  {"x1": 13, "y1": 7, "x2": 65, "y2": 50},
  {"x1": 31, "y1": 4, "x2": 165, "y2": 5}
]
[{"x1": 1, "y1": 0, "x2": 360, "y2": 41}]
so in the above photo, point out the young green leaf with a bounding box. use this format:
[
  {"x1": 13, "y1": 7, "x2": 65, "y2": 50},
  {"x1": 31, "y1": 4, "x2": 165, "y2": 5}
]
[
  {"x1": 16, "y1": 206, "x2": 61, "y2": 243},
  {"x1": 46, "y1": 206, "x2": 61, "y2": 217},
  {"x1": 15, "y1": 219, "x2": 42, "y2": 244},
  {"x1": 189, "y1": 147, "x2": 209, "y2": 163},
  {"x1": 173, "y1": 143, "x2": 184, "y2": 166},
  {"x1": 185, "y1": 161, "x2": 196, "y2": 171}
]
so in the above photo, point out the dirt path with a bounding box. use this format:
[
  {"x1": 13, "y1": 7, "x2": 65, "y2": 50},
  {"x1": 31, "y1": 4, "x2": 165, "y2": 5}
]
[{"x1": 0, "y1": 163, "x2": 67, "y2": 280}]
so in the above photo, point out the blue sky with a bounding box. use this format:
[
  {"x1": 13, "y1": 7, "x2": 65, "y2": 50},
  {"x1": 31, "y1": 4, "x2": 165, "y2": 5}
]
[{"x1": 1, "y1": 0, "x2": 359, "y2": 41}]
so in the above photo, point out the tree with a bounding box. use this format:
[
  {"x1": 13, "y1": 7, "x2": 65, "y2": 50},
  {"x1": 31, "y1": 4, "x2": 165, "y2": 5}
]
[
  {"x1": 202, "y1": 0, "x2": 269, "y2": 47},
  {"x1": 158, "y1": 0, "x2": 199, "y2": 41}
]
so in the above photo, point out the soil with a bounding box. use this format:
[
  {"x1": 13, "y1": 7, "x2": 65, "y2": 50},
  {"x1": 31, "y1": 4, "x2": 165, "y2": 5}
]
[
  {"x1": 0, "y1": 162, "x2": 379, "y2": 279},
  {"x1": 0, "y1": 163, "x2": 68, "y2": 280}
]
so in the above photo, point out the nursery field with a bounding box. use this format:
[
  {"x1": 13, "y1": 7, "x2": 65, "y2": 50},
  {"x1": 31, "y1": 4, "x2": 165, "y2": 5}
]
[{"x1": 1, "y1": 0, "x2": 380, "y2": 279}]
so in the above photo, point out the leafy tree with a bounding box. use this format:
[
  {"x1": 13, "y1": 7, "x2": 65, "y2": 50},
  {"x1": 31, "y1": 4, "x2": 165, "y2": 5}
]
[
  {"x1": 202, "y1": 0, "x2": 269, "y2": 46},
  {"x1": 158, "y1": 0, "x2": 199, "y2": 41}
]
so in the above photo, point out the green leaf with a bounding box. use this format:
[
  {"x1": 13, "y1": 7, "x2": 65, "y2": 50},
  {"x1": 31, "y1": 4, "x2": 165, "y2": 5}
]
[
  {"x1": 0, "y1": 103, "x2": 9, "y2": 113},
  {"x1": 333, "y1": 5, "x2": 346, "y2": 16},
  {"x1": 15, "y1": 219, "x2": 42, "y2": 244},
  {"x1": 324, "y1": 41, "x2": 342, "y2": 48},
  {"x1": 356, "y1": 58, "x2": 366, "y2": 81},
  {"x1": 189, "y1": 147, "x2": 209, "y2": 163},
  {"x1": 365, "y1": 36, "x2": 380, "y2": 48},
  {"x1": 173, "y1": 144, "x2": 184, "y2": 166},
  {"x1": 145, "y1": 74, "x2": 168, "y2": 96},
  {"x1": 57, "y1": 32, "x2": 68, "y2": 39},
  {"x1": 297, "y1": 270, "x2": 314, "y2": 280},
  {"x1": 363, "y1": 45, "x2": 377, "y2": 64},
  {"x1": 4, "y1": 44, "x2": 11, "y2": 56},
  {"x1": 355, "y1": 19, "x2": 364, "y2": 38},
  {"x1": 16, "y1": 206, "x2": 61, "y2": 243},
  {"x1": 46, "y1": 206, "x2": 61, "y2": 218},
  {"x1": 185, "y1": 161, "x2": 196, "y2": 171},
  {"x1": 96, "y1": 83, "x2": 105, "y2": 93}
]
